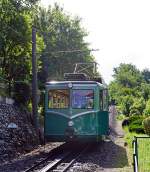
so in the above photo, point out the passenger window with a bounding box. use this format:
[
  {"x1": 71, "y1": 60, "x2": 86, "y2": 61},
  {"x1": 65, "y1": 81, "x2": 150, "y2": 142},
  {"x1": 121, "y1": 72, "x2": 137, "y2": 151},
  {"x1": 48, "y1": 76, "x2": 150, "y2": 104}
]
[
  {"x1": 48, "y1": 90, "x2": 69, "y2": 109},
  {"x1": 72, "y1": 90, "x2": 94, "y2": 109},
  {"x1": 99, "y1": 90, "x2": 103, "y2": 110},
  {"x1": 103, "y1": 89, "x2": 108, "y2": 111}
]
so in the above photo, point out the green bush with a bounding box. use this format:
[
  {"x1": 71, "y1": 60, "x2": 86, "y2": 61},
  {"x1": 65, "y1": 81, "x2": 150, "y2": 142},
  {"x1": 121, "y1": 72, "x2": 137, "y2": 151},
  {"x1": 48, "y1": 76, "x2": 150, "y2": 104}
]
[
  {"x1": 13, "y1": 82, "x2": 31, "y2": 105},
  {"x1": 143, "y1": 117, "x2": 150, "y2": 135},
  {"x1": 128, "y1": 115, "x2": 141, "y2": 124},
  {"x1": 144, "y1": 99, "x2": 150, "y2": 116},
  {"x1": 122, "y1": 115, "x2": 140, "y2": 127},
  {"x1": 117, "y1": 114, "x2": 125, "y2": 120},
  {"x1": 128, "y1": 118, "x2": 145, "y2": 133},
  {"x1": 129, "y1": 97, "x2": 145, "y2": 116}
]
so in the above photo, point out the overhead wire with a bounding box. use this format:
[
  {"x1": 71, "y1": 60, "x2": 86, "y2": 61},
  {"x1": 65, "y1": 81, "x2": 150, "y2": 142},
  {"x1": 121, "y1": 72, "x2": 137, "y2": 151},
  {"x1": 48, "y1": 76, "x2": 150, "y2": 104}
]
[{"x1": 5, "y1": 24, "x2": 99, "y2": 56}]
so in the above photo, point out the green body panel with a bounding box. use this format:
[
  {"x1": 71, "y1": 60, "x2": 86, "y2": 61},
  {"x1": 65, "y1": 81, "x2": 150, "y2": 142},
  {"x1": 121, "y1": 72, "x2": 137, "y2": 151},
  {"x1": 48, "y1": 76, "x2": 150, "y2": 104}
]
[
  {"x1": 45, "y1": 110, "x2": 109, "y2": 140},
  {"x1": 73, "y1": 112, "x2": 97, "y2": 135},
  {"x1": 97, "y1": 111, "x2": 109, "y2": 135},
  {"x1": 45, "y1": 112, "x2": 68, "y2": 135},
  {"x1": 45, "y1": 111, "x2": 98, "y2": 135}
]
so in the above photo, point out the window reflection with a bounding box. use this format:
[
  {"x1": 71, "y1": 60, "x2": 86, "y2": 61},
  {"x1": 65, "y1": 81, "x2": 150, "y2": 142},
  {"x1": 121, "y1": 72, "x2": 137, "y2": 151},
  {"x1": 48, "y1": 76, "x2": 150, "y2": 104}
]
[
  {"x1": 72, "y1": 90, "x2": 94, "y2": 109},
  {"x1": 103, "y1": 90, "x2": 108, "y2": 111},
  {"x1": 48, "y1": 90, "x2": 69, "y2": 108}
]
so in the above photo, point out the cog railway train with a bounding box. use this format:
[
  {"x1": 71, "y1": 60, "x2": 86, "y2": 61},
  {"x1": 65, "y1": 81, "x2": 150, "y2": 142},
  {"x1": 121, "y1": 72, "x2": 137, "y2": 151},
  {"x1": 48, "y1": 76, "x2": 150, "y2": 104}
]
[{"x1": 44, "y1": 73, "x2": 109, "y2": 142}]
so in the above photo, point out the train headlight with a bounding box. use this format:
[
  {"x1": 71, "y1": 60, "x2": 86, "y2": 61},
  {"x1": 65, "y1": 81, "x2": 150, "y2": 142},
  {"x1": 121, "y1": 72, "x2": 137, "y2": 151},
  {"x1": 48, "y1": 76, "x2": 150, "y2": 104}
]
[
  {"x1": 68, "y1": 83, "x2": 72, "y2": 88},
  {"x1": 68, "y1": 121, "x2": 74, "y2": 127}
]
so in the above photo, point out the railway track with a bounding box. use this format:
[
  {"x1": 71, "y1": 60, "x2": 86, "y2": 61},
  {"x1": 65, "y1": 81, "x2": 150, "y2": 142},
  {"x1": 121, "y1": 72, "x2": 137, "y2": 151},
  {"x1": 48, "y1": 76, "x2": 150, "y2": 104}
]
[{"x1": 25, "y1": 142, "x2": 90, "y2": 172}]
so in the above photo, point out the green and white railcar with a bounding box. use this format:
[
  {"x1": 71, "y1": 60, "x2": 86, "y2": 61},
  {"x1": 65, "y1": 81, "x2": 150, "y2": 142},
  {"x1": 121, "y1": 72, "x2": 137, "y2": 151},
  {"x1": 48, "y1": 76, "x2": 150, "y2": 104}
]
[{"x1": 44, "y1": 80, "x2": 109, "y2": 142}]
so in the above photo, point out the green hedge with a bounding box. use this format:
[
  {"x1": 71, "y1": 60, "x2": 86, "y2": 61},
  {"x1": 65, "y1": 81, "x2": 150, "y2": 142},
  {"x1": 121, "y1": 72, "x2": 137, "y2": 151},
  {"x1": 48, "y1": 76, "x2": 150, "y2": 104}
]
[
  {"x1": 128, "y1": 118, "x2": 145, "y2": 133},
  {"x1": 143, "y1": 117, "x2": 150, "y2": 135},
  {"x1": 122, "y1": 115, "x2": 145, "y2": 133},
  {"x1": 122, "y1": 115, "x2": 140, "y2": 126},
  {"x1": 128, "y1": 115, "x2": 142, "y2": 124}
]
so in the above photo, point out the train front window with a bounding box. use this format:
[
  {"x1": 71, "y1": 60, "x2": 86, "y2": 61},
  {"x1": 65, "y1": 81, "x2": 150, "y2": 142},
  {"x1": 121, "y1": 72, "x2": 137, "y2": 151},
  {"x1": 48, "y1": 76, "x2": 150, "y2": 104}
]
[
  {"x1": 48, "y1": 90, "x2": 69, "y2": 109},
  {"x1": 72, "y1": 90, "x2": 94, "y2": 109}
]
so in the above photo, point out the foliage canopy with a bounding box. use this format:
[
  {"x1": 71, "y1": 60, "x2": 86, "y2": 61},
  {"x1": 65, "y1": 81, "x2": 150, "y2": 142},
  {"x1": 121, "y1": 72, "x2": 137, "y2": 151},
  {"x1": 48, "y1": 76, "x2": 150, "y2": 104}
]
[
  {"x1": 0, "y1": 1, "x2": 96, "y2": 103},
  {"x1": 109, "y1": 63, "x2": 150, "y2": 117}
]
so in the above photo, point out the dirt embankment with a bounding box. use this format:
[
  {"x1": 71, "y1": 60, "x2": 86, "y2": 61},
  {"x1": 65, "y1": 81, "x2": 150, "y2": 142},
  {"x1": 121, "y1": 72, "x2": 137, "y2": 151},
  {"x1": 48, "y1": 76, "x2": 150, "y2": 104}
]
[{"x1": 0, "y1": 103, "x2": 39, "y2": 163}]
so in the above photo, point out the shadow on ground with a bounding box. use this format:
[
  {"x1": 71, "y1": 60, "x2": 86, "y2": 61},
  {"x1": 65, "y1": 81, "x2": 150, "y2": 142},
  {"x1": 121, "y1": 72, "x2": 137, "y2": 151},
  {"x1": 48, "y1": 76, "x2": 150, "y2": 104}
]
[
  {"x1": 78, "y1": 140, "x2": 129, "y2": 169},
  {"x1": 0, "y1": 141, "x2": 129, "y2": 172}
]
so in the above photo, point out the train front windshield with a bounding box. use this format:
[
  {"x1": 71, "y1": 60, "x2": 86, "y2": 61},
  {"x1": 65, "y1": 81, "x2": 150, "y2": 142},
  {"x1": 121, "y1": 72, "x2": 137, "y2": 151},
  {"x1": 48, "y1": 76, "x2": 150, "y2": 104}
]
[
  {"x1": 72, "y1": 90, "x2": 94, "y2": 109},
  {"x1": 48, "y1": 90, "x2": 69, "y2": 108},
  {"x1": 48, "y1": 89, "x2": 94, "y2": 109}
]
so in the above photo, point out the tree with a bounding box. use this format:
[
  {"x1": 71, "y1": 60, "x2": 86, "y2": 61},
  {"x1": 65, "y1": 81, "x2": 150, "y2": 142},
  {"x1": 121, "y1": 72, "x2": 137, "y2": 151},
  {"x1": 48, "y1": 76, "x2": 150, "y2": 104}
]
[
  {"x1": 0, "y1": 0, "x2": 43, "y2": 96},
  {"x1": 144, "y1": 99, "x2": 150, "y2": 116},
  {"x1": 113, "y1": 63, "x2": 143, "y2": 88},
  {"x1": 120, "y1": 95, "x2": 134, "y2": 116},
  {"x1": 140, "y1": 83, "x2": 150, "y2": 101},
  {"x1": 142, "y1": 69, "x2": 150, "y2": 83},
  {"x1": 109, "y1": 63, "x2": 146, "y2": 116},
  {"x1": 34, "y1": 4, "x2": 95, "y2": 89},
  {"x1": 130, "y1": 98, "x2": 145, "y2": 116}
]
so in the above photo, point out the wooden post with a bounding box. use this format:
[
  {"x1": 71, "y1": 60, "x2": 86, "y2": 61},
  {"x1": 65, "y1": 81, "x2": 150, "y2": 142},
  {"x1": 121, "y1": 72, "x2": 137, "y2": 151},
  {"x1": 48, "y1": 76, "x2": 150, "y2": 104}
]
[{"x1": 32, "y1": 26, "x2": 38, "y2": 130}]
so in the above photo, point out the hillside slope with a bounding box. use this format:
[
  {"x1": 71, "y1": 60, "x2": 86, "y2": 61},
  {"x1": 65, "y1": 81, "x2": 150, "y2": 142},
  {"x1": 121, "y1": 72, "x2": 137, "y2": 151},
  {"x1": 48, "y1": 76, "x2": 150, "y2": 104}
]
[{"x1": 0, "y1": 103, "x2": 39, "y2": 163}]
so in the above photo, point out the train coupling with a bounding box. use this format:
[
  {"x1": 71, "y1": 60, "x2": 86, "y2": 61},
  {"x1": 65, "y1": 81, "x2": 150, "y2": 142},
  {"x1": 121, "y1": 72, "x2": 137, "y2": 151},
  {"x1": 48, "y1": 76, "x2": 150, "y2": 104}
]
[{"x1": 65, "y1": 127, "x2": 76, "y2": 140}]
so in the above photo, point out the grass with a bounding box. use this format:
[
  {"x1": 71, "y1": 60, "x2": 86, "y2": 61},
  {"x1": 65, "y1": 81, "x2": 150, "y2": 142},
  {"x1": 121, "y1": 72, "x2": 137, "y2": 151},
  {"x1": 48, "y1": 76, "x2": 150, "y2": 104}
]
[
  {"x1": 137, "y1": 138, "x2": 150, "y2": 172},
  {"x1": 124, "y1": 127, "x2": 150, "y2": 172}
]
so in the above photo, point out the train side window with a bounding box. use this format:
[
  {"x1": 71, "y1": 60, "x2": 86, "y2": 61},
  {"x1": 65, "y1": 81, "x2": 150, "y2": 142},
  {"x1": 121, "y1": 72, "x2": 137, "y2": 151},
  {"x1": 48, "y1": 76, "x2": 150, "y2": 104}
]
[
  {"x1": 103, "y1": 89, "x2": 108, "y2": 111},
  {"x1": 48, "y1": 90, "x2": 69, "y2": 109},
  {"x1": 99, "y1": 90, "x2": 103, "y2": 110}
]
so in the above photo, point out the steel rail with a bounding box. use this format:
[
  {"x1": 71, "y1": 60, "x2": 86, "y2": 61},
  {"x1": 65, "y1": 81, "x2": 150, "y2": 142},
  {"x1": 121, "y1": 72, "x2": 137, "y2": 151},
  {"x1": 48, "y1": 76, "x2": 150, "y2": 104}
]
[
  {"x1": 24, "y1": 143, "x2": 68, "y2": 172},
  {"x1": 39, "y1": 152, "x2": 71, "y2": 172},
  {"x1": 25, "y1": 143, "x2": 90, "y2": 172},
  {"x1": 59, "y1": 145, "x2": 90, "y2": 172},
  {"x1": 24, "y1": 155, "x2": 50, "y2": 172},
  {"x1": 39, "y1": 143, "x2": 90, "y2": 172}
]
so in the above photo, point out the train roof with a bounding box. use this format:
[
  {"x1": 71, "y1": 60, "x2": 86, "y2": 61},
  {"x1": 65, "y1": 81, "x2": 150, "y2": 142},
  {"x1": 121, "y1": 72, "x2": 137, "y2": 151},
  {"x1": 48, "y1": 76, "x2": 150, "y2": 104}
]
[{"x1": 46, "y1": 80, "x2": 107, "y2": 88}]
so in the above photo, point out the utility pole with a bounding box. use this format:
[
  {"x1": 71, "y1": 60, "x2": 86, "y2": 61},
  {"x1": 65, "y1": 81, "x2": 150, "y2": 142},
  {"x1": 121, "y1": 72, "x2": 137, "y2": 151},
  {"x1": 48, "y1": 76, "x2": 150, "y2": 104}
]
[{"x1": 32, "y1": 26, "x2": 38, "y2": 131}]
